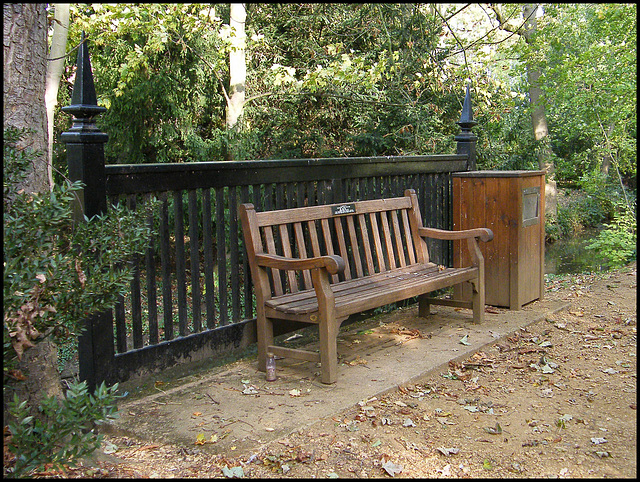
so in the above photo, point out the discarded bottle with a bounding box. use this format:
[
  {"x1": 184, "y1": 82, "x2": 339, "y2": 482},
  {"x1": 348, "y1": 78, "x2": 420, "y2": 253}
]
[{"x1": 265, "y1": 352, "x2": 276, "y2": 381}]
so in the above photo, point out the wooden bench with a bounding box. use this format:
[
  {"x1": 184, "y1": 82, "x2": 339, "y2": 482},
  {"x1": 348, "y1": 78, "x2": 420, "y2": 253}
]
[{"x1": 239, "y1": 189, "x2": 493, "y2": 384}]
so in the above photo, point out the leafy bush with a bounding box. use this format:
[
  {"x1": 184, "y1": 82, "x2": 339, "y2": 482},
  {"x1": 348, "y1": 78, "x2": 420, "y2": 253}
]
[
  {"x1": 4, "y1": 127, "x2": 155, "y2": 475},
  {"x1": 4, "y1": 127, "x2": 156, "y2": 375},
  {"x1": 586, "y1": 206, "x2": 637, "y2": 267},
  {"x1": 5, "y1": 380, "x2": 124, "y2": 477}
]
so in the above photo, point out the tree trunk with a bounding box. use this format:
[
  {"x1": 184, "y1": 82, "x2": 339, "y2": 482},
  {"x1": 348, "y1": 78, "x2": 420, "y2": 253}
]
[
  {"x1": 600, "y1": 123, "x2": 615, "y2": 175},
  {"x1": 45, "y1": 3, "x2": 70, "y2": 188},
  {"x1": 3, "y1": 3, "x2": 50, "y2": 194},
  {"x1": 3, "y1": 3, "x2": 64, "y2": 419},
  {"x1": 225, "y1": 3, "x2": 246, "y2": 160},
  {"x1": 522, "y1": 4, "x2": 557, "y2": 217}
]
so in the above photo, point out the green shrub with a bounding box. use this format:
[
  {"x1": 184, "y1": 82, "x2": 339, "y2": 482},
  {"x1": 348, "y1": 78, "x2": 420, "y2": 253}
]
[
  {"x1": 5, "y1": 380, "x2": 124, "y2": 477},
  {"x1": 4, "y1": 127, "x2": 155, "y2": 476},
  {"x1": 4, "y1": 127, "x2": 156, "y2": 375},
  {"x1": 586, "y1": 206, "x2": 637, "y2": 267}
]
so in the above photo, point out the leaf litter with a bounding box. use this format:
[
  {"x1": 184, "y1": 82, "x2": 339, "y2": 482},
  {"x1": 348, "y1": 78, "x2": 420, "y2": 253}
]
[{"x1": 57, "y1": 264, "x2": 636, "y2": 479}]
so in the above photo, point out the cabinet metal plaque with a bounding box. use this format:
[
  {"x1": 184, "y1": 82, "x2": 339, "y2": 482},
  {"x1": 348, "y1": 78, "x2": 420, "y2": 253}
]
[{"x1": 522, "y1": 187, "x2": 540, "y2": 227}]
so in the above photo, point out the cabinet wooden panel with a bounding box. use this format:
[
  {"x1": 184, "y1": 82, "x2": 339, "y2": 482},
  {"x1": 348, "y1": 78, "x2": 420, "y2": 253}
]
[{"x1": 452, "y1": 171, "x2": 545, "y2": 309}]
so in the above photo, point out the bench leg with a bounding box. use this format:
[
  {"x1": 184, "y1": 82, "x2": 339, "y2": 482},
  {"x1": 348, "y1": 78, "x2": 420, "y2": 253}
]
[
  {"x1": 311, "y1": 268, "x2": 338, "y2": 384},
  {"x1": 471, "y1": 279, "x2": 485, "y2": 324},
  {"x1": 256, "y1": 313, "x2": 274, "y2": 372},
  {"x1": 418, "y1": 294, "x2": 431, "y2": 318},
  {"x1": 318, "y1": 319, "x2": 338, "y2": 384}
]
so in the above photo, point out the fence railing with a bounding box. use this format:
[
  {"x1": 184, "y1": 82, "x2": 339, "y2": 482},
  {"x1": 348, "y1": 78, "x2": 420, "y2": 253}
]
[{"x1": 62, "y1": 36, "x2": 478, "y2": 388}]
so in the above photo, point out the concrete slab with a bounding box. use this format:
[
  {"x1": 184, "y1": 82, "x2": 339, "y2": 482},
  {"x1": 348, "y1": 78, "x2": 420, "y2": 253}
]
[{"x1": 102, "y1": 297, "x2": 568, "y2": 457}]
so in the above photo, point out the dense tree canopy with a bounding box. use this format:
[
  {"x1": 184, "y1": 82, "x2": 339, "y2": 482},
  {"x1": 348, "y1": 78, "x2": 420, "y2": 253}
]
[{"x1": 52, "y1": 3, "x2": 635, "y2": 194}]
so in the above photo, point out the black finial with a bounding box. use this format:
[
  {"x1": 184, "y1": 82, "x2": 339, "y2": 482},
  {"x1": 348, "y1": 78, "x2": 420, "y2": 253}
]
[
  {"x1": 457, "y1": 84, "x2": 477, "y2": 129},
  {"x1": 454, "y1": 84, "x2": 477, "y2": 170},
  {"x1": 62, "y1": 32, "x2": 106, "y2": 120}
]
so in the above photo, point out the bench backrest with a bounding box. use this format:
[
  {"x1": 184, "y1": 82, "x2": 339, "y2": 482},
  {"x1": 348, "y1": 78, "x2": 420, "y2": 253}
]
[{"x1": 240, "y1": 189, "x2": 430, "y2": 297}]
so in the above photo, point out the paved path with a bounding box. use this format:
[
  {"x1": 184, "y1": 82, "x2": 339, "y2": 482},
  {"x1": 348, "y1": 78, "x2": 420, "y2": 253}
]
[{"x1": 102, "y1": 298, "x2": 568, "y2": 457}]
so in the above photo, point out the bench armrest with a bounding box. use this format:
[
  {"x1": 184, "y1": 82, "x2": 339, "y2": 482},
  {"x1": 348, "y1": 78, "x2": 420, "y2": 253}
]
[
  {"x1": 255, "y1": 253, "x2": 345, "y2": 276},
  {"x1": 418, "y1": 226, "x2": 493, "y2": 243}
]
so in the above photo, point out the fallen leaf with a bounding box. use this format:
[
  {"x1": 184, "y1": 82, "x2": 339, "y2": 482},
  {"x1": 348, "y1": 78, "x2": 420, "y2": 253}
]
[
  {"x1": 436, "y1": 417, "x2": 455, "y2": 425},
  {"x1": 345, "y1": 356, "x2": 368, "y2": 366},
  {"x1": 135, "y1": 444, "x2": 160, "y2": 452},
  {"x1": 102, "y1": 441, "x2": 118, "y2": 455},
  {"x1": 541, "y1": 364, "x2": 555, "y2": 374},
  {"x1": 483, "y1": 422, "x2": 502, "y2": 435},
  {"x1": 436, "y1": 447, "x2": 459, "y2": 456},
  {"x1": 222, "y1": 465, "x2": 244, "y2": 478},
  {"x1": 403, "y1": 418, "x2": 416, "y2": 427},
  {"x1": 6, "y1": 369, "x2": 26, "y2": 381},
  {"x1": 382, "y1": 460, "x2": 403, "y2": 477}
]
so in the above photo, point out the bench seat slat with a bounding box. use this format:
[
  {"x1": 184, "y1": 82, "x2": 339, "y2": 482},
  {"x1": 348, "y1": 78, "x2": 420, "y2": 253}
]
[
  {"x1": 265, "y1": 265, "x2": 478, "y2": 318},
  {"x1": 266, "y1": 263, "x2": 437, "y2": 307}
]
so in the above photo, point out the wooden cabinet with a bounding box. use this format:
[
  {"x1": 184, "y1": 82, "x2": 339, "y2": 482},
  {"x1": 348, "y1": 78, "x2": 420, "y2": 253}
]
[{"x1": 452, "y1": 171, "x2": 546, "y2": 309}]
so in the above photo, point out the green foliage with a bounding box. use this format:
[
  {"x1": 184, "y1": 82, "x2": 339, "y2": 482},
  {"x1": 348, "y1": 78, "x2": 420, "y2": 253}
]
[
  {"x1": 537, "y1": 4, "x2": 636, "y2": 185},
  {"x1": 58, "y1": 3, "x2": 470, "y2": 164},
  {"x1": 5, "y1": 380, "x2": 124, "y2": 477},
  {"x1": 3, "y1": 127, "x2": 155, "y2": 373},
  {"x1": 62, "y1": 4, "x2": 228, "y2": 164},
  {"x1": 586, "y1": 205, "x2": 637, "y2": 268},
  {"x1": 243, "y1": 3, "x2": 460, "y2": 160}
]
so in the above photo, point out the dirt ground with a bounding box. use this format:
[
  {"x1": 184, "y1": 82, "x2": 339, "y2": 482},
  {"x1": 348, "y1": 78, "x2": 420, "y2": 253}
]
[{"x1": 17, "y1": 263, "x2": 637, "y2": 478}]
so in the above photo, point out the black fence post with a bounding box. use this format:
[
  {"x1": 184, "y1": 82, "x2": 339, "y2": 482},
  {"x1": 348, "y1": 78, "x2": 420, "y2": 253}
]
[
  {"x1": 455, "y1": 84, "x2": 478, "y2": 171},
  {"x1": 60, "y1": 32, "x2": 113, "y2": 390}
]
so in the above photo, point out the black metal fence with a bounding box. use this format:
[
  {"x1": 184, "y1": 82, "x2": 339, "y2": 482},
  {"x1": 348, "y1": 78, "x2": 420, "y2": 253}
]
[{"x1": 62, "y1": 37, "x2": 478, "y2": 388}]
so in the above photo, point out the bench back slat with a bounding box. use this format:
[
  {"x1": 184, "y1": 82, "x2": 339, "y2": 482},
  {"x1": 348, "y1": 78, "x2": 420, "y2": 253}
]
[
  {"x1": 264, "y1": 225, "x2": 284, "y2": 296},
  {"x1": 279, "y1": 224, "x2": 298, "y2": 292},
  {"x1": 380, "y1": 211, "x2": 395, "y2": 270},
  {"x1": 240, "y1": 192, "x2": 428, "y2": 298}
]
